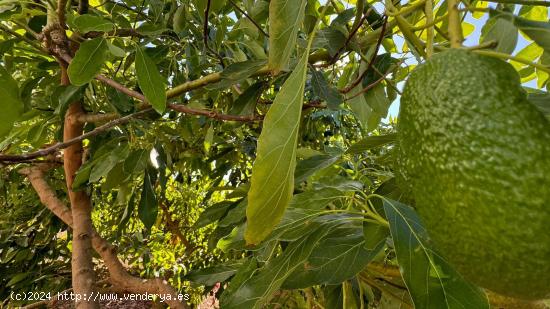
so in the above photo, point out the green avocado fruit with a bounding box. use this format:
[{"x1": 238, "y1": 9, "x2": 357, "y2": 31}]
[{"x1": 397, "y1": 49, "x2": 550, "y2": 300}]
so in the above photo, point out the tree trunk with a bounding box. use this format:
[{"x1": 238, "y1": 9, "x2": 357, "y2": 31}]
[{"x1": 61, "y1": 66, "x2": 99, "y2": 309}]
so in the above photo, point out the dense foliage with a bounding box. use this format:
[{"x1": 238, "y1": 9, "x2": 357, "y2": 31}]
[{"x1": 0, "y1": 0, "x2": 549, "y2": 308}]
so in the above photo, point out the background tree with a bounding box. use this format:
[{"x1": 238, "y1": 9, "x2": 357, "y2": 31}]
[{"x1": 0, "y1": 0, "x2": 549, "y2": 308}]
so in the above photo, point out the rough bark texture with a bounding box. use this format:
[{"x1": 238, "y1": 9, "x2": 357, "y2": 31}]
[
  {"x1": 20, "y1": 166, "x2": 189, "y2": 309},
  {"x1": 61, "y1": 66, "x2": 99, "y2": 309}
]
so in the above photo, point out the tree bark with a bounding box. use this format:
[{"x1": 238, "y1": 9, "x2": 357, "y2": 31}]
[
  {"x1": 20, "y1": 166, "x2": 189, "y2": 309},
  {"x1": 60, "y1": 66, "x2": 99, "y2": 309}
]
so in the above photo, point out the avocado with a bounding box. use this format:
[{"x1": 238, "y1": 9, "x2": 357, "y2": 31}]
[{"x1": 397, "y1": 49, "x2": 550, "y2": 300}]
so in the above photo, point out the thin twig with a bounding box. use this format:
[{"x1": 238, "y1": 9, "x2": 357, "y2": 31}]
[
  {"x1": 0, "y1": 109, "x2": 154, "y2": 163},
  {"x1": 0, "y1": 24, "x2": 49, "y2": 54},
  {"x1": 105, "y1": 0, "x2": 150, "y2": 20},
  {"x1": 203, "y1": 0, "x2": 212, "y2": 50},
  {"x1": 203, "y1": 0, "x2": 225, "y2": 66},
  {"x1": 340, "y1": 15, "x2": 388, "y2": 94},
  {"x1": 227, "y1": 0, "x2": 268, "y2": 37},
  {"x1": 78, "y1": 0, "x2": 89, "y2": 14},
  {"x1": 330, "y1": 8, "x2": 372, "y2": 64},
  {"x1": 86, "y1": 28, "x2": 144, "y2": 38},
  {"x1": 345, "y1": 61, "x2": 401, "y2": 101},
  {"x1": 11, "y1": 20, "x2": 40, "y2": 39},
  {"x1": 168, "y1": 103, "x2": 262, "y2": 122},
  {"x1": 57, "y1": 0, "x2": 68, "y2": 26}
]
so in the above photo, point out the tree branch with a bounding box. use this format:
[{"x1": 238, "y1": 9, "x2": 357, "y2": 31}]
[
  {"x1": 340, "y1": 15, "x2": 388, "y2": 94},
  {"x1": 57, "y1": 0, "x2": 68, "y2": 26},
  {"x1": 0, "y1": 23, "x2": 50, "y2": 54},
  {"x1": 344, "y1": 61, "x2": 401, "y2": 101},
  {"x1": 19, "y1": 166, "x2": 189, "y2": 309},
  {"x1": 203, "y1": 0, "x2": 225, "y2": 66},
  {"x1": 168, "y1": 103, "x2": 261, "y2": 122},
  {"x1": 85, "y1": 28, "x2": 144, "y2": 38},
  {"x1": 330, "y1": 9, "x2": 370, "y2": 64},
  {"x1": 78, "y1": 0, "x2": 89, "y2": 14},
  {"x1": 0, "y1": 108, "x2": 154, "y2": 163}
]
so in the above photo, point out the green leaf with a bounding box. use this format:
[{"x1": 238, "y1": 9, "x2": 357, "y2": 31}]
[
  {"x1": 311, "y1": 69, "x2": 343, "y2": 109},
  {"x1": 107, "y1": 87, "x2": 133, "y2": 114},
  {"x1": 221, "y1": 227, "x2": 329, "y2": 309},
  {"x1": 185, "y1": 261, "x2": 242, "y2": 286},
  {"x1": 481, "y1": 16, "x2": 518, "y2": 54},
  {"x1": 72, "y1": 162, "x2": 93, "y2": 191},
  {"x1": 204, "y1": 125, "x2": 214, "y2": 153},
  {"x1": 294, "y1": 154, "x2": 341, "y2": 183},
  {"x1": 195, "y1": 201, "x2": 237, "y2": 228},
  {"x1": 207, "y1": 60, "x2": 267, "y2": 90},
  {"x1": 311, "y1": 27, "x2": 347, "y2": 56},
  {"x1": 323, "y1": 284, "x2": 344, "y2": 309},
  {"x1": 347, "y1": 85, "x2": 373, "y2": 129},
  {"x1": 268, "y1": 0, "x2": 307, "y2": 73},
  {"x1": 123, "y1": 149, "x2": 149, "y2": 175},
  {"x1": 514, "y1": 16, "x2": 550, "y2": 53},
  {"x1": 67, "y1": 37, "x2": 108, "y2": 86},
  {"x1": 365, "y1": 83, "x2": 391, "y2": 117},
  {"x1": 245, "y1": 52, "x2": 309, "y2": 245},
  {"x1": 89, "y1": 144, "x2": 129, "y2": 183},
  {"x1": 0, "y1": 66, "x2": 23, "y2": 138},
  {"x1": 73, "y1": 14, "x2": 114, "y2": 33},
  {"x1": 345, "y1": 133, "x2": 397, "y2": 154},
  {"x1": 106, "y1": 42, "x2": 126, "y2": 57},
  {"x1": 383, "y1": 199, "x2": 490, "y2": 309},
  {"x1": 138, "y1": 168, "x2": 158, "y2": 230},
  {"x1": 289, "y1": 187, "x2": 345, "y2": 210},
  {"x1": 528, "y1": 91, "x2": 550, "y2": 116},
  {"x1": 219, "y1": 259, "x2": 259, "y2": 304},
  {"x1": 173, "y1": 5, "x2": 186, "y2": 33},
  {"x1": 117, "y1": 191, "x2": 136, "y2": 236},
  {"x1": 135, "y1": 46, "x2": 166, "y2": 113},
  {"x1": 57, "y1": 85, "x2": 86, "y2": 119},
  {"x1": 283, "y1": 226, "x2": 383, "y2": 289},
  {"x1": 229, "y1": 82, "x2": 263, "y2": 115},
  {"x1": 7, "y1": 272, "x2": 30, "y2": 287}
]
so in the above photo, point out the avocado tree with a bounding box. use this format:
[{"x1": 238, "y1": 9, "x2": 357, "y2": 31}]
[{"x1": 0, "y1": 0, "x2": 549, "y2": 308}]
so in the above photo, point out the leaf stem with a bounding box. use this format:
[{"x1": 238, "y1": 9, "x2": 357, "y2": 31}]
[
  {"x1": 473, "y1": 49, "x2": 550, "y2": 74},
  {"x1": 386, "y1": 0, "x2": 427, "y2": 17}
]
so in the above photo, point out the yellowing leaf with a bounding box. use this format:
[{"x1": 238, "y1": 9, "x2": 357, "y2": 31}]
[
  {"x1": 268, "y1": 0, "x2": 307, "y2": 74},
  {"x1": 537, "y1": 69, "x2": 549, "y2": 88},
  {"x1": 462, "y1": 22, "x2": 475, "y2": 37},
  {"x1": 520, "y1": 5, "x2": 548, "y2": 22},
  {"x1": 511, "y1": 42, "x2": 543, "y2": 71},
  {"x1": 245, "y1": 52, "x2": 309, "y2": 245},
  {"x1": 473, "y1": 1, "x2": 488, "y2": 19},
  {"x1": 514, "y1": 16, "x2": 550, "y2": 53}
]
